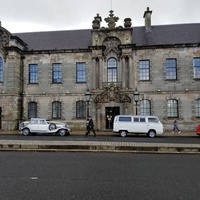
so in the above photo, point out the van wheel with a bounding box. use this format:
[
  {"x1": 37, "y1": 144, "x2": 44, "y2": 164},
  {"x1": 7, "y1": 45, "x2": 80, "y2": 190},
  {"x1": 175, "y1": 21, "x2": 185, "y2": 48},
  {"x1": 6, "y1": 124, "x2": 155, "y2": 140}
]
[
  {"x1": 148, "y1": 130, "x2": 156, "y2": 138},
  {"x1": 120, "y1": 130, "x2": 127, "y2": 137}
]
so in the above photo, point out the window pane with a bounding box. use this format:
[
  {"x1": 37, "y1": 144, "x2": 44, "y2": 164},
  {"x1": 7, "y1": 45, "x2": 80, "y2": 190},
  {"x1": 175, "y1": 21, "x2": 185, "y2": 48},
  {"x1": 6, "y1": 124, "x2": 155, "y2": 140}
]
[
  {"x1": 166, "y1": 59, "x2": 177, "y2": 80},
  {"x1": 193, "y1": 58, "x2": 200, "y2": 79},
  {"x1": 167, "y1": 99, "x2": 178, "y2": 117},
  {"x1": 139, "y1": 60, "x2": 150, "y2": 80},
  {"x1": 195, "y1": 99, "x2": 200, "y2": 117},
  {"x1": 0, "y1": 57, "x2": 3, "y2": 82},
  {"x1": 119, "y1": 117, "x2": 132, "y2": 122},
  {"x1": 140, "y1": 100, "x2": 151, "y2": 115},
  {"x1": 29, "y1": 64, "x2": 38, "y2": 84},
  {"x1": 52, "y1": 101, "x2": 61, "y2": 119},
  {"x1": 76, "y1": 101, "x2": 86, "y2": 118},
  {"x1": 76, "y1": 63, "x2": 86, "y2": 83},
  {"x1": 140, "y1": 118, "x2": 146, "y2": 122},
  {"x1": 107, "y1": 58, "x2": 117, "y2": 82},
  {"x1": 148, "y1": 118, "x2": 158, "y2": 123},
  {"x1": 28, "y1": 102, "x2": 37, "y2": 119},
  {"x1": 52, "y1": 64, "x2": 62, "y2": 83}
]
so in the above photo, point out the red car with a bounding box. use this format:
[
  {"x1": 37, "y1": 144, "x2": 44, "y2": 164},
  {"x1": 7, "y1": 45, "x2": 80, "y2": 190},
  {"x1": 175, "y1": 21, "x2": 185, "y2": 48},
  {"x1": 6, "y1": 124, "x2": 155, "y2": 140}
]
[{"x1": 196, "y1": 125, "x2": 200, "y2": 136}]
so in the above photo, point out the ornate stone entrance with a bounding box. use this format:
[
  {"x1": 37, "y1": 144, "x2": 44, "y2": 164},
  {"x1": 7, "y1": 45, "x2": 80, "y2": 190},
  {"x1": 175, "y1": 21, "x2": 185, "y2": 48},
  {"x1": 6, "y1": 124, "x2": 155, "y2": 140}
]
[{"x1": 94, "y1": 83, "x2": 131, "y2": 130}]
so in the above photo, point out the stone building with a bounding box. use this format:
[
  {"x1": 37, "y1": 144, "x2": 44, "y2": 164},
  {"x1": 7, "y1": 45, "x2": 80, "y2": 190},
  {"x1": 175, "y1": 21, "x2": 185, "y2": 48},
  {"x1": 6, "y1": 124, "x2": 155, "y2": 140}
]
[{"x1": 0, "y1": 8, "x2": 200, "y2": 131}]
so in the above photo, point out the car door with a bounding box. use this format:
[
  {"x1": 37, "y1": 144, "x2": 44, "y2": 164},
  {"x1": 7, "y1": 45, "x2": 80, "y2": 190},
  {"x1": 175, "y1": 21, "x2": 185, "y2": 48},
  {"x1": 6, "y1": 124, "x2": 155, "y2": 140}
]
[
  {"x1": 38, "y1": 119, "x2": 49, "y2": 133},
  {"x1": 29, "y1": 118, "x2": 39, "y2": 132},
  {"x1": 133, "y1": 117, "x2": 147, "y2": 133}
]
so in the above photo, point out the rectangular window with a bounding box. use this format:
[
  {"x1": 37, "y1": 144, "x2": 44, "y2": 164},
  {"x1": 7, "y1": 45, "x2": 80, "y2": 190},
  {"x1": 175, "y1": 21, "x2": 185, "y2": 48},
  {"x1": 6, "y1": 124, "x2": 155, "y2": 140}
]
[
  {"x1": 118, "y1": 117, "x2": 132, "y2": 122},
  {"x1": 29, "y1": 64, "x2": 38, "y2": 84},
  {"x1": 28, "y1": 102, "x2": 37, "y2": 119},
  {"x1": 139, "y1": 118, "x2": 146, "y2": 122},
  {"x1": 167, "y1": 99, "x2": 178, "y2": 118},
  {"x1": 76, "y1": 62, "x2": 86, "y2": 83},
  {"x1": 76, "y1": 101, "x2": 86, "y2": 118},
  {"x1": 148, "y1": 118, "x2": 158, "y2": 123},
  {"x1": 195, "y1": 99, "x2": 200, "y2": 118},
  {"x1": 139, "y1": 60, "x2": 150, "y2": 80},
  {"x1": 133, "y1": 118, "x2": 139, "y2": 122},
  {"x1": 52, "y1": 101, "x2": 61, "y2": 119},
  {"x1": 166, "y1": 59, "x2": 177, "y2": 80},
  {"x1": 193, "y1": 58, "x2": 200, "y2": 79},
  {"x1": 107, "y1": 58, "x2": 117, "y2": 82},
  {"x1": 52, "y1": 63, "x2": 62, "y2": 83}
]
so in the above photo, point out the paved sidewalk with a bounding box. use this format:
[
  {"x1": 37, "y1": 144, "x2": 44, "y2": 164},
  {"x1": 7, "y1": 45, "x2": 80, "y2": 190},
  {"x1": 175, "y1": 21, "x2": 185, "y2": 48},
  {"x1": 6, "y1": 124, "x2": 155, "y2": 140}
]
[{"x1": 0, "y1": 137, "x2": 200, "y2": 154}]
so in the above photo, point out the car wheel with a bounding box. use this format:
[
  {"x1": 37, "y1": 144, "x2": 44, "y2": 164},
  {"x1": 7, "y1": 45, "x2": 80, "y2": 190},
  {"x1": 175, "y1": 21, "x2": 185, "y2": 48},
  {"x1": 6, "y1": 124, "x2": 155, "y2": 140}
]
[
  {"x1": 22, "y1": 128, "x2": 30, "y2": 136},
  {"x1": 49, "y1": 123, "x2": 56, "y2": 130},
  {"x1": 148, "y1": 130, "x2": 156, "y2": 138},
  {"x1": 120, "y1": 130, "x2": 127, "y2": 137},
  {"x1": 59, "y1": 129, "x2": 66, "y2": 136}
]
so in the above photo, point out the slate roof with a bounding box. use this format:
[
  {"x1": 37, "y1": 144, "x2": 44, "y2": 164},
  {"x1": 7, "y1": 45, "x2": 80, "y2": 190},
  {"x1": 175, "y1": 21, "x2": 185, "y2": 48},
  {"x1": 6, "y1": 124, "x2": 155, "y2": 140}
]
[{"x1": 13, "y1": 23, "x2": 200, "y2": 51}]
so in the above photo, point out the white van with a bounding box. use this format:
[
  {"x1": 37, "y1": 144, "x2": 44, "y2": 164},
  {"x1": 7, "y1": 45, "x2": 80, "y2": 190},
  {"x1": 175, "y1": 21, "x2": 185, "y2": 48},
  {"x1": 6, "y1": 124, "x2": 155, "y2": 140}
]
[{"x1": 113, "y1": 115, "x2": 164, "y2": 138}]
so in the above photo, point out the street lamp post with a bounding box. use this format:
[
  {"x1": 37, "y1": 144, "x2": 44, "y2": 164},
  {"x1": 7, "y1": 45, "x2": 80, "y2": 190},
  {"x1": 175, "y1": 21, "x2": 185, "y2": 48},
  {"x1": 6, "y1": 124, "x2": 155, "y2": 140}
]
[
  {"x1": 133, "y1": 88, "x2": 140, "y2": 115},
  {"x1": 85, "y1": 88, "x2": 91, "y2": 119}
]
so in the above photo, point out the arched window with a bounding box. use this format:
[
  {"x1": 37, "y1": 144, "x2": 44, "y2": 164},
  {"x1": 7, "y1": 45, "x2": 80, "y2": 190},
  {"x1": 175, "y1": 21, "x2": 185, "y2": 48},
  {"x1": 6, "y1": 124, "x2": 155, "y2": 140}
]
[
  {"x1": 140, "y1": 100, "x2": 151, "y2": 116},
  {"x1": 167, "y1": 99, "x2": 179, "y2": 118},
  {"x1": 28, "y1": 102, "x2": 37, "y2": 119},
  {"x1": 76, "y1": 100, "x2": 86, "y2": 119},
  {"x1": 0, "y1": 57, "x2": 3, "y2": 82},
  {"x1": 107, "y1": 58, "x2": 117, "y2": 82},
  {"x1": 52, "y1": 101, "x2": 61, "y2": 119},
  {"x1": 195, "y1": 98, "x2": 200, "y2": 118}
]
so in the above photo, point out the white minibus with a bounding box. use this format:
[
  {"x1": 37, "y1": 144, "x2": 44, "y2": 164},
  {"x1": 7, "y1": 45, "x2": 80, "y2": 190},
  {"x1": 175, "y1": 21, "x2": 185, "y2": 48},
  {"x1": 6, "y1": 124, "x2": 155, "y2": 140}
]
[{"x1": 113, "y1": 115, "x2": 164, "y2": 138}]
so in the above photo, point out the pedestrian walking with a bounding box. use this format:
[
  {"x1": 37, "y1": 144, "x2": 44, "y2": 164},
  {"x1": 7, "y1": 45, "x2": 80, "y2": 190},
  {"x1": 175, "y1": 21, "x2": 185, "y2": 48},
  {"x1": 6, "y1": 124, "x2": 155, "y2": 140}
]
[
  {"x1": 85, "y1": 116, "x2": 96, "y2": 137},
  {"x1": 172, "y1": 119, "x2": 181, "y2": 133}
]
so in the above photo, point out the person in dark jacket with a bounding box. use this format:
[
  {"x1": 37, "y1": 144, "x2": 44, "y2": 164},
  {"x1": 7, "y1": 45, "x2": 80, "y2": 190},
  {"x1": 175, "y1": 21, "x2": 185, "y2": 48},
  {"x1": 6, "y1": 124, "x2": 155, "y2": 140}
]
[
  {"x1": 172, "y1": 119, "x2": 181, "y2": 133},
  {"x1": 85, "y1": 116, "x2": 96, "y2": 137}
]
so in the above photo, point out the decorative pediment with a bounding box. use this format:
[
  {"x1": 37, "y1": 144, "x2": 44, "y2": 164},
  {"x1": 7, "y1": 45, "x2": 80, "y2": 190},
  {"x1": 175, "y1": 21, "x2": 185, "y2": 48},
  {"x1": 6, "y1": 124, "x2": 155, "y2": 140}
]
[{"x1": 94, "y1": 84, "x2": 131, "y2": 103}]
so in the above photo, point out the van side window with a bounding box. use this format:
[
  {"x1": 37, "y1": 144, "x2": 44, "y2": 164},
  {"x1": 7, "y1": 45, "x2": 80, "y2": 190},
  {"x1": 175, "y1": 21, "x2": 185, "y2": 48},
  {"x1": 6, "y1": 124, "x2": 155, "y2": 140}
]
[
  {"x1": 119, "y1": 117, "x2": 132, "y2": 122},
  {"x1": 133, "y1": 118, "x2": 139, "y2": 122},
  {"x1": 148, "y1": 117, "x2": 158, "y2": 123},
  {"x1": 140, "y1": 118, "x2": 145, "y2": 122}
]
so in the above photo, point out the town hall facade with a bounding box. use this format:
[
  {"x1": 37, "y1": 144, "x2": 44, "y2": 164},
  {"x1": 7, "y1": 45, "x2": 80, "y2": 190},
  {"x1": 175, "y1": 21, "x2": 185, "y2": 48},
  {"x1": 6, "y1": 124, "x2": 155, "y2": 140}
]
[{"x1": 0, "y1": 8, "x2": 200, "y2": 131}]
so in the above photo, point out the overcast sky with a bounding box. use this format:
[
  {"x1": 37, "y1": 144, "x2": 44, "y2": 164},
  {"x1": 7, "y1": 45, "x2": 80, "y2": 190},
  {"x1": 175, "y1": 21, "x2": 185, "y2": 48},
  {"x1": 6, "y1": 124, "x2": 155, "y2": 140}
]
[{"x1": 1, "y1": 0, "x2": 200, "y2": 33}]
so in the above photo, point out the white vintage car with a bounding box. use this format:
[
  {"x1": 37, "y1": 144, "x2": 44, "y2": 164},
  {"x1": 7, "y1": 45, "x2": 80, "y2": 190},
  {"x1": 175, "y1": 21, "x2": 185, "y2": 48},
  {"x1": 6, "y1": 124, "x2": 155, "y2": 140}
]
[{"x1": 19, "y1": 118, "x2": 71, "y2": 136}]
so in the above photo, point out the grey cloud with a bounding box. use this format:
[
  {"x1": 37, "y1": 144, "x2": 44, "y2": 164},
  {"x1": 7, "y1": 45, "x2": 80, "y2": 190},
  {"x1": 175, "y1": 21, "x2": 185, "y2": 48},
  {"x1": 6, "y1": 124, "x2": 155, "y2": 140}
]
[{"x1": 1, "y1": 0, "x2": 200, "y2": 33}]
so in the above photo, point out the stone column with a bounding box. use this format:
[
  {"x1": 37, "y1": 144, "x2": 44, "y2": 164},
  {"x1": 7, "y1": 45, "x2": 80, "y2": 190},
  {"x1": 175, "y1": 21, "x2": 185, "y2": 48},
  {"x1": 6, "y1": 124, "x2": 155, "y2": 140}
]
[
  {"x1": 121, "y1": 56, "x2": 126, "y2": 88},
  {"x1": 99, "y1": 57, "x2": 103, "y2": 89},
  {"x1": 129, "y1": 56, "x2": 133, "y2": 89},
  {"x1": 96, "y1": 58, "x2": 100, "y2": 89},
  {"x1": 96, "y1": 104, "x2": 101, "y2": 130},
  {"x1": 92, "y1": 58, "x2": 96, "y2": 89}
]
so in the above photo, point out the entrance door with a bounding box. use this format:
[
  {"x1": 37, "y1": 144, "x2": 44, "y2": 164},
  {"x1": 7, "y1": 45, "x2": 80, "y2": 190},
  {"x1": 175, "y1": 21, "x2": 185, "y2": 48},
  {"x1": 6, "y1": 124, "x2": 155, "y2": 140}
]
[{"x1": 105, "y1": 107, "x2": 120, "y2": 129}]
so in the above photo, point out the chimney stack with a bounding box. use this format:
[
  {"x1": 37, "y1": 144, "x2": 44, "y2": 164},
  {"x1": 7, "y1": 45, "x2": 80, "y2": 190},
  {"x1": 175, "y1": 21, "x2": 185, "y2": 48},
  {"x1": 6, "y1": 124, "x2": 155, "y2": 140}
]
[{"x1": 143, "y1": 7, "x2": 152, "y2": 31}]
